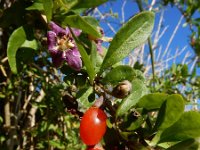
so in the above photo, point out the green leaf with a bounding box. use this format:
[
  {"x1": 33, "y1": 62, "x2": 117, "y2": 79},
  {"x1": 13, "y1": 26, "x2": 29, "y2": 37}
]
[
  {"x1": 154, "y1": 94, "x2": 185, "y2": 131},
  {"x1": 102, "y1": 65, "x2": 136, "y2": 85},
  {"x1": 73, "y1": 0, "x2": 108, "y2": 8},
  {"x1": 82, "y1": 16, "x2": 99, "y2": 27},
  {"x1": 100, "y1": 11, "x2": 155, "y2": 71},
  {"x1": 43, "y1": 0, "x2": 53, "y2": 22},
  {"x1": 126, "y1": 116, "x2": 146, "y2": 131},
  {"x1": 7, "y1": 26, "x2": 27, "y2": 74},
  {"x1": 49, "y1": 140, "x2": 65, "y2": 149},
  {"x1": 7, "y1": 26, "x2": 37, "y2": 73},
  {"x1": 136, "y1": 93, "x2": 169, "y2": 110},
  {"x1": 181, "y1": 64, "x2": 188, "y2": 77},
  {"x1": 76, "y1": 43, "x2": 96, "y2": 84},
  {"x1": 62, "y1": 15, "x2": 101, "y2": 38},
  {"x1": 159, "y1": 111, "x2": 200, "y2": 143},
  {"x1": 116, "y1": 79, "x2": 148, "y2": 117},
  {"x1": 166, "y1": 139, "x2": 199, "y2": 150},
  {"x1": 90, "y1": 41, "x2": 98, "y2": 71},
  {"x1": 26, "y1": 2, "x2": 44, "y2": 11},
  {"x1": 21, "y1": 39, "x2": 38, "y2": 50},
  {"x1": 77, "y1": 87, "x2": 93, "y2": 111},
  {"x1": 56, "y1": 0, "x2": 78, "y2": 12}
]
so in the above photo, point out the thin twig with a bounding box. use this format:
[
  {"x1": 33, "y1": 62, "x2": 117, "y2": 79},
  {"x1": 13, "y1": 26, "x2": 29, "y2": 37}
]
[
  {"x1": 121, "y1": 0, "x2": 127, "y2": 25},
  {"x1": 162, "y1": 15, "x2": 184, "y2": 59}
]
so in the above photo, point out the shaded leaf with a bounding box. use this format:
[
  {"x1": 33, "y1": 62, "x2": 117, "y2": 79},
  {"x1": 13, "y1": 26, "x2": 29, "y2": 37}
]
[
  {"x1": 126, "y1": 116, "x2": 146, "y2": 131},
  {"x1": 16, "y1": 48, "x2": 36, "y2": 64},
  {"x1": 154, "y1": 94, "x2": 185, "y2": 131},
  {"x1": 102, "y1": 65, "x2": 136, "y2": 85},
  {"x1": 136, "y1": 93, "x2": 168, "y2": 110},
  {"x1": 100, "y1": 11, "x2": 155, "y2": 71},
  {"x1": 43, "y1": 0, "x2": 53, "y2": 22},
  {"x1": 116, "y1": 79, "x2": 148, "y2": 117},
  {"x1": 159, "y1": 111, "x2": 200, "y2": 143},
  {"x1": 167, "y1": 139, "x2": 199, "y2": 150}
]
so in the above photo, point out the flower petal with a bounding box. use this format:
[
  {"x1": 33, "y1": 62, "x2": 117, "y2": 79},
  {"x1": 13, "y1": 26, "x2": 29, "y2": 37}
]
[
  {"x1": 72, "y1": 28, "x2": 82, "y2": 36},
  {"x1": 65, "y1": 48, "x2": 82, "y2": 71},
  {"x1": 49, "y1": 21, "x2": 66, "y2": 35},
  {"x1": 66, "y1": 27, "x2": 82, "y2": 37},
  {"x1": 49, "y1": 50, "x2": 64, "y2": 68},
  {"x1": 96, "y1": 39, "x2": 103, "y2": 55},
  {"x1": 47, "y1": 31, "x2": 57, "y2": 50}
]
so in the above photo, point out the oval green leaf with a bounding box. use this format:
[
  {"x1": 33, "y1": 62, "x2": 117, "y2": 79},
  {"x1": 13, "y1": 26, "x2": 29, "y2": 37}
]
[
  {"x1": 116, "y1": 79, "x2": 148, "y2": 117},
  {"x1": 102, "y1": 65, "x2": 136, "y2": 85},
  {"x1": 7, "y1": 26, "x2": 27, "y2": 74},
  {"x1": 136, "y1": 93, "x2": 169, "y2": 110},
  {"x1": 154, "y1": 94, "x2": 185, "y2": 131},
  {"x1": 100, "y1": 11, "x2": 155, "y2": 71},
  {"x1": 159, "y1": 111, "x2": 200, "y2": 143}
]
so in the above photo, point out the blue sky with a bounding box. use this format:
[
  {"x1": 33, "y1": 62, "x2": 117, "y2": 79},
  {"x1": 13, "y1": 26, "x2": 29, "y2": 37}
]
[{"x1": 98, "y1": 0, "x2": 200, "y2": 75}]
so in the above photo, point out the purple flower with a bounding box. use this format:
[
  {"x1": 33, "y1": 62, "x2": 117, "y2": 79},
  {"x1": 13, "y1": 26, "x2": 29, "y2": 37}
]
[
  {"x1": 96, "y1": 39, "x2": 104, "y2": 55},
  {"x1": 88, "y1": 28, "x2": 104, "y2": 55},
  {"x1": 47, "y1": 22, "x2": 82, "y2": 71}
]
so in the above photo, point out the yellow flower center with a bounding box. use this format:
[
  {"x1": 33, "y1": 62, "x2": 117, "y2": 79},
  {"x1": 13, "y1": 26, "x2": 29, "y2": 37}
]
[{"x1": 57, "y1": 35, "x2": 74, "y2": 51}]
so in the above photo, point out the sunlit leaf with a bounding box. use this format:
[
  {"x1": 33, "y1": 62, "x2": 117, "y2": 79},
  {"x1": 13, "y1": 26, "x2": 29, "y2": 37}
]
[
  {"x1": 7, "y1": 26, "x2": 26, "y2": 73},
  {"x1": 136, "y1": 93, "x2": 168, "y2": 110},
  {"x1": 100, "y1": 11, "x2": 155, "y2": 71},
  {"x1": 116, "y1": 79, "x2": 148, "y2": 117},
  {"x1": 76, "y1": 43, "x2": 96, "y2": 84},
  {"x1": 63, "y1": 15, "x2": 101, "y2": 38}
]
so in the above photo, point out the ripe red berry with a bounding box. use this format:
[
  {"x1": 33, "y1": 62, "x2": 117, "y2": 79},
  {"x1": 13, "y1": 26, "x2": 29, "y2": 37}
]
[{"x1": 80, "y1": 107, "x2": 107, "y2": 145}]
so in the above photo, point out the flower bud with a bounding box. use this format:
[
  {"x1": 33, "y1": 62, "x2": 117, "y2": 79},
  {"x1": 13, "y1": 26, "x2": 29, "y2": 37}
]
[{"x1": 112, "y1": 80, "x2": 132, "y2": 99}]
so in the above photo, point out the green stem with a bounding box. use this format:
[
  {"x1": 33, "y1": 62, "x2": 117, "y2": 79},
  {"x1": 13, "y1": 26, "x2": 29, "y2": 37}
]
[
  {"x1": 136, "y1": 0, "x2": 143, "y2": 11},
  {"x1": 136, "y1": 0, "x2": 156, "y2": 86},
  {"x1": 148, "y1": 38, "x2": 155, "y2": 81}
]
